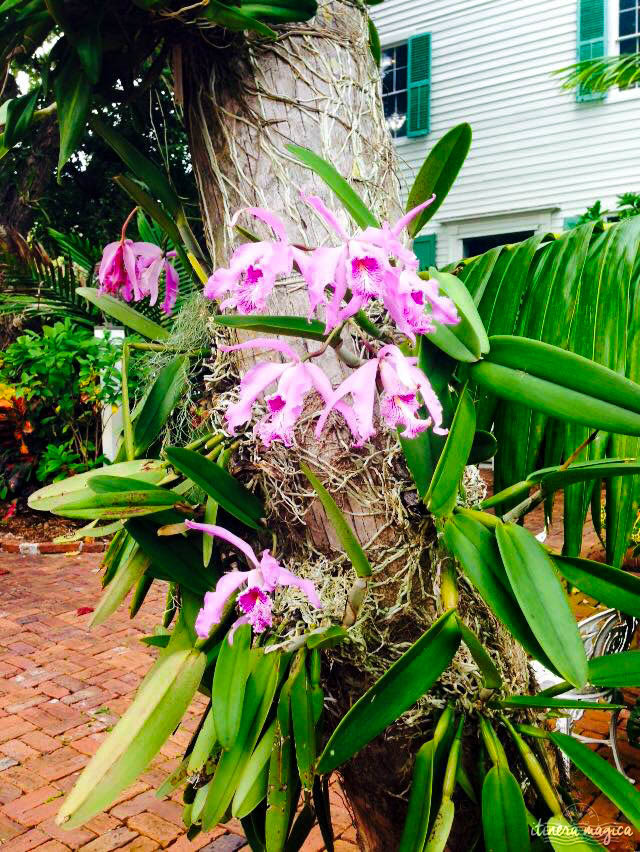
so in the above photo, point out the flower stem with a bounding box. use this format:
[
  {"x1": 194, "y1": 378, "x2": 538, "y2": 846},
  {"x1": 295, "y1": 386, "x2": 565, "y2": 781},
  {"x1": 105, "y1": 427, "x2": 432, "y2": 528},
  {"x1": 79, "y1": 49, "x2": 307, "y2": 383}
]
[{"x1": 120, "y1": 342, "x2": 135, "y2": 461}]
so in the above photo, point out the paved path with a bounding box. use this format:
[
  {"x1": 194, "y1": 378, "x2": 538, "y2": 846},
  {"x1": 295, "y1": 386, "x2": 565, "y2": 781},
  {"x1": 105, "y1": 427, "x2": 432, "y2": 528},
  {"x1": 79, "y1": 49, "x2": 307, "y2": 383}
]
[{"x1": 0, "y1": 552, "x2": 357, "y2": 851}]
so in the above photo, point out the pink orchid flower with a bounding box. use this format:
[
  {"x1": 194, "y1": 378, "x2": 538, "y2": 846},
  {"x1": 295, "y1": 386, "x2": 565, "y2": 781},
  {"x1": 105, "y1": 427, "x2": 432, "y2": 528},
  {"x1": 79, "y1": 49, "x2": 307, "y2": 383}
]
[
  {"x1": 205, "y1": 208, "x2": 294, "y2": 314},
  {"x1": 381, "y1": 269, "x2": 459, "y2": 343},
  {"x1": 98, "y1": 210, "x2": 179, "y2": 315},
  {"x1": 315, "y1": 344, "x2": 446, "y2": 446},
  {"x1": 184, "y1": 521, "x2": 322, "y2": 641},
  {"x1": 301, "y1": 194, "x2": 436, "y2": 331},
  {"x1": 220, "y1": 338, "x2": 357, "y2": 447},
  {"x1": 138, "y1": 248, "x2": 180, "y2": 315}
]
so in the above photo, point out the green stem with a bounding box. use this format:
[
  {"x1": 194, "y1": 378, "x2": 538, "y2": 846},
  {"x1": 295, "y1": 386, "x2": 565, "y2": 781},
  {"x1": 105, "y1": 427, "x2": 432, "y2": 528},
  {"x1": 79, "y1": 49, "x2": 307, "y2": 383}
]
[
  {"x1": 501, "y1": 715, "x2": 562, "y2": 815},
  {"x1": 120, "y1": 342, "x2": 135, "y2": 461}
]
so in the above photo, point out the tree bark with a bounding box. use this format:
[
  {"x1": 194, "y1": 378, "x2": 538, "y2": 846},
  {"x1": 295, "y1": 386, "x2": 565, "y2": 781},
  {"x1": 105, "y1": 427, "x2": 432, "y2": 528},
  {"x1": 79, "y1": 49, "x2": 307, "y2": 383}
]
[{"x1": 183, "y1": 4, "x2": 532, "y2": 847}]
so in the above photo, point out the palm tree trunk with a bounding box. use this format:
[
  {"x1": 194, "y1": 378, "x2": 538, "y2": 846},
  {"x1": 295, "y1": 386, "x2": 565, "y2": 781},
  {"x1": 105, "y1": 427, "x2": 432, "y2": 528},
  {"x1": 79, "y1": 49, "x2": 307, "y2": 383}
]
[{"x1": 183, "y1": 4, "x2": 532, "y2": 847}]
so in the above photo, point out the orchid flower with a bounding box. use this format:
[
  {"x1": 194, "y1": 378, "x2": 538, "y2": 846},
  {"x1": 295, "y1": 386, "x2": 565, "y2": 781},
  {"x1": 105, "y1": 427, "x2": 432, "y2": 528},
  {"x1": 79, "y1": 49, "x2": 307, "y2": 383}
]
[
  {"x1": 98, "y1": 210, "x2": 180, "y2": 314},
  {"x1": 138, "y1": 248, "x2": 180, "y2": 315},
  {"x1": 301, "y1": 194, "x2": 437, "y2": 331},
  {"x1": 315, "y1": 344, "x2": 446, "y2": 446},
  {"x1": 184, "y1": 522, "x2": 322, "y2": 641},
  {"x1": 205, "y1": 208, "x2": 294, "y2": 314},
  {"x1": 381, "y1": 269, "x2": 459, "y2": 342},
  {"x1": 220, "y1": 338, "x2": 357, "y2": 447}
]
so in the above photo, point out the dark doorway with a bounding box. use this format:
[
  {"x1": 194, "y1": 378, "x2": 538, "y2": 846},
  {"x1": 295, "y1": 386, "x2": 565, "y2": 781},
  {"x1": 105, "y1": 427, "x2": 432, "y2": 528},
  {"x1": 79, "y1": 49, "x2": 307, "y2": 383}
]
[{"x1": 463, "y1": 230, "x2": 535, "y2": 258}]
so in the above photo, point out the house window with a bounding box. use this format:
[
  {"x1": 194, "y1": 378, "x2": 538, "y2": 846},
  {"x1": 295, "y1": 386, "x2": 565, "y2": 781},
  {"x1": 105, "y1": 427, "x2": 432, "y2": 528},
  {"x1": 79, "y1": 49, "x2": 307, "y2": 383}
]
[
  {"x1": 381, "y1": 44, "x2": 408, "y2": 138},
  {"x1": 619, "y1": 0, "x2": 640, "y2": 54},
  {"x1": 462, "y1": 231, "x2": 535, "y2": 259}
]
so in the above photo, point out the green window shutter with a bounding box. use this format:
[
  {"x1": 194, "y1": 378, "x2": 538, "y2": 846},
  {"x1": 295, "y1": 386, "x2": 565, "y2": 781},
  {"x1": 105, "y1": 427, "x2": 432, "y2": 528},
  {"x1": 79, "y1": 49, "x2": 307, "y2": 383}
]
[
  {"x1": 413, "y1": 234, "x2": 437, "y2": 270},
  {"x1": 563, "y1": 216, "x2": 581, "y2": 229},
  {"x1": 407, "y1": 33, "x2": 431, "y2": 137},
  {"x1": 576, "y1": 0, "x2": 607, "y2": 102}
]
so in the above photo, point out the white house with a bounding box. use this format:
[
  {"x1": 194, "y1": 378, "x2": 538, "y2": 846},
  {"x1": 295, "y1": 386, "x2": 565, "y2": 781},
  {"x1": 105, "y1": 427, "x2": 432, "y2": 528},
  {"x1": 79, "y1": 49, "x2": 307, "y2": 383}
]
[{"x1": 369, "y1": 0, "x2": 640, "y2": 267}]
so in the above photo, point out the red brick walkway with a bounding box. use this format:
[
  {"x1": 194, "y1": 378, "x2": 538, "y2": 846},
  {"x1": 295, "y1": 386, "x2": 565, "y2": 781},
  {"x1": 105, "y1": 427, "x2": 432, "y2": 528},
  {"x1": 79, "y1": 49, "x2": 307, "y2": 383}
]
[{"x1": 0, "y1": 552, "x2": 357, "y2": 851}]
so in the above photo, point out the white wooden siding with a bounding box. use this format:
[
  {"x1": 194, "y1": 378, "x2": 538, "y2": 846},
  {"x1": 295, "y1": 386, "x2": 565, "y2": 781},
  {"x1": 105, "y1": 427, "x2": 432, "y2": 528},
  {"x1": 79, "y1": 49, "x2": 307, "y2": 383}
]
[{"x1": 370, "y1": 0, "x2": 640, "y2": 264}]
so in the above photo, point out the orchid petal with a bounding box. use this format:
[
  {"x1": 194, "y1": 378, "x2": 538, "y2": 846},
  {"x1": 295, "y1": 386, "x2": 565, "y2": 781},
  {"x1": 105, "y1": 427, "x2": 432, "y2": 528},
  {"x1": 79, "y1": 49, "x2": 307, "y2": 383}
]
[
  {"x1": 315, "y1": 358, "x2": 378, "y2": 445},
  {"x1": 302, "y1": 193, "x2": 349, "y2": 240},
  {"x1": 194, "y1": 572, "x2": 251, "y2": 638},
  {"x1": 233, "y1": 207, "x2": 289, "y2": 243},
  {"x1": 98, "y1": 241, "x2": 121, "y2": 282},
  {"x1": 162, "y1": 260, "x2": 179, "y2": 315},
  {"x1": 258, "y1": 551, "x2": 322, "y2": 608},
  {"x1": 390, "y1": 195, "x2": 436, "y2": 236},
  {"x1": 184, "y1": 520, "x2": 260, "y2": 568}
]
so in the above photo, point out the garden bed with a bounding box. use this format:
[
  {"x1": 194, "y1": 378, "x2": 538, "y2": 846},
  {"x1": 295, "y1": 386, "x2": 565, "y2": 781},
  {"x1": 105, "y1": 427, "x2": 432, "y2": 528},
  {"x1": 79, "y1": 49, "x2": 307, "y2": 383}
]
[{"x1": 0, "y1": 500, "x2": 108, "y2": 553}]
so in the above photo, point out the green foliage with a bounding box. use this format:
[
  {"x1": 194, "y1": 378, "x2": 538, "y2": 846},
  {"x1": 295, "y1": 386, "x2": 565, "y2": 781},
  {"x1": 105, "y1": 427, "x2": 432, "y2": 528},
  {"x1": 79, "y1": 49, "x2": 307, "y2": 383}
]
[
  {"x1": 0, "y1": 318, "x2": 130, "y2": 492},
  {"x1": 23, "y1": 130, "x2": 640, "y2": 852}
]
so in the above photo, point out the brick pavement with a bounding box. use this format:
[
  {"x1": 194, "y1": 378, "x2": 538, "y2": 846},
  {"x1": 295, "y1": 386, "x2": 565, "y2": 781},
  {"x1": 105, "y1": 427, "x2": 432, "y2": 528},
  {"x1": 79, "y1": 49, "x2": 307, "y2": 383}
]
[{"x1": 0, "y1": 552, "x2": 358, "y2": 851}]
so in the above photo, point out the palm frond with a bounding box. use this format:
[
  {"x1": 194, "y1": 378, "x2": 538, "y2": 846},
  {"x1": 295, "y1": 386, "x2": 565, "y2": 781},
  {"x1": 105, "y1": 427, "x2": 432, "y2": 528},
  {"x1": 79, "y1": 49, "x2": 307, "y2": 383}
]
[
  {"x1": 454, "y1": 217, "x2": 640, "y2": 568},
  {"x1": 0, "y1": 254, "x2": 99, "y2": 327},
  {"x1": 558, "y1": 52, "x2": 640, "y2": 94}
]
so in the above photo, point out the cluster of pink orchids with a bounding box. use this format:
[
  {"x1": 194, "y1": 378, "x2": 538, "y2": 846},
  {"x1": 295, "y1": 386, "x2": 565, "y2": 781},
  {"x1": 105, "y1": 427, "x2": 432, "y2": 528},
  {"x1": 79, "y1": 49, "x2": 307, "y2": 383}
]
[
  {"x1": 185, "y1": 521, "x2": 322, "y2": 641},
  {"x1": 98, "y1": 210, "x2": 179, "y2": 315},
  {"x1": 97, "y1": 195, "x2": 461, "y2": 640},
  {"x1": 207, "y1": 195, "x2": 459, "y2": 447}
]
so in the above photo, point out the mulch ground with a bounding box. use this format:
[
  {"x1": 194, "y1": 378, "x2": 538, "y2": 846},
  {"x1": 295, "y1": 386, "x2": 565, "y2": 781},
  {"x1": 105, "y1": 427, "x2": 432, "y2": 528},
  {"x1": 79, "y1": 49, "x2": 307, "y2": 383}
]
[{"x1": 0, "y1": 504, "x2": 84, "y2": 545}]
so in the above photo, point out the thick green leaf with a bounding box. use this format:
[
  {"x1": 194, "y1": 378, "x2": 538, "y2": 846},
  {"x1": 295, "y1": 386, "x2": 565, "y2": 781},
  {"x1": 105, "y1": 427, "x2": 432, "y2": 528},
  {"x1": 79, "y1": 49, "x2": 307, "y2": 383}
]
[
  {"x1": 212, "y1": 624, "x2": 252, "y2": 749},
  {"x1": 443, "y1": 515, "x2": 556, "y2": 671},
  {"x1": 530, "y1": 458, "x2": 640, "y2": 492},
  {"x1": 495, "y1": 523, "x2": 587, "y2": 687},
  {"x1": 51, "y1": 488, "x2": 178, "y2": 520},
  {"x1": 546, "y1": 815, "x2": 605, "y2": 851},
  {"x1": 166, "y1": 446, "x2": 264, "y2": 530},
  {"x1": 485, "y1": 335, "x2": 640, "y2": 417},
  {"x1": 471, "y1": 360, "x2": 640, "y2": 437},
  {"x1": 428, "y1": 268, "x2": 489, "y2": 356},
  {"x1": 301, "y1": 462, "x2": 371, "y2": 577},
  {"x1": 202, "y1": 0, "x2": 277, "y2": 37},
  {"x1": 290, "y1": 651, "x2": 315, "y2": 790},
  {"x1": 28, "y1": 460, "x2": 164, "y2": 512},
  {"x1": 554, "y1": 555, "x2": 640, "y2": 619},
  {"x1": 428, "y1": 320, "x2": 479, "y2": 363},
  {"x1": 550, "y1": 731, "x2": 640, "y2": 830},
  {"x1": 57, "y1": 620, "x2": 205, "y2": 828},
  {"x1": 202, "y1": 650, "x2": 282, "y2": 829},
  {"x1": 426, "y1": 386, "x2": 476, "y2": 517},
  {"x1": 90, "y1": 545, "x2": 150, "y2": 627},
  {"x1": 77, "y1": 287, "x2": 169, "y2": 340},
  {"x1": 588, "y1": 650, "x2": 640, "y2": 688},
  {"x1": 113, "y1": 175, "x2": 183, "y2": 247},
  {"x1": 316, "y1": 610, "x2": 460, "y2": 774},
  {"x1": 213, "y1": 314, "x2": 326, "y2": 341},
  {"x1": 132, "y1": 356, "x2": 188, "y2": 457},
  {"x1": 90, "y1": 116, "x2": 181, "y2": 215},
  {"x1": 468, "y1": 430, "x2": 498, "y2": 465},
  {"x1": 456, "y1": 616, "x2": 502, "y2": 689},
  {"x1": 398, "y1": 740, "x2": 434, "y2": 852},
  {"x1": 126, "y1": 517, "x2": 213, "y2": 598},
  {"x1": 286, "y1": 144, "x2": 378, "y2": 229},
  {"x1": 232, "y1": 718, "x2": 277, "y2": 819},
  {"x1": 54, "y1": 56, "x2": 91, "y2": 176},
  {"x1": 88, "y1": 475, "x2": 165, "y2": 494},
  {"x1": 407, "y1": 123, "x2": 472, "y2": 238},
  {"x1": 482, "y1": 765, "x2": 530, "y2": 852},
  {"x1": 497, "y1": 696, "x2": 623, "y2": 710},
  {"x1": 3, "y1": 87, "x2": 39, "y2": 148},
  {"x1": 367, "y1": 17, "x2": 381, "y2": 66}
]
